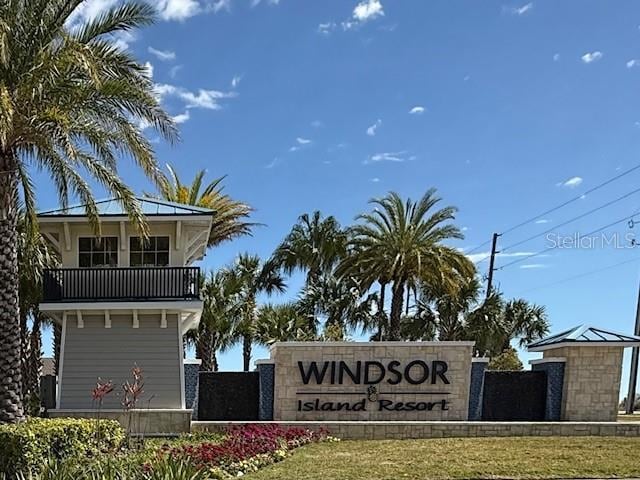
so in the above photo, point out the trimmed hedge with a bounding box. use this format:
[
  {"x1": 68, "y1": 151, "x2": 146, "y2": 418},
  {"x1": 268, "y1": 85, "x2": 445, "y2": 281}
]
[{"x1": 0, "y1": 417, "x2": 125, "y2": 475}]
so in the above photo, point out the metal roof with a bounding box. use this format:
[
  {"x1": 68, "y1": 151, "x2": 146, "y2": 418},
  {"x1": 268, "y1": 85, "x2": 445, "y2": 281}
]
[
  {"x1": 527, "y1": 324, "x2": 640, "y2": 352},
  {"x1": 38, "y1": 197, "x2": 214, "y2": 218}
]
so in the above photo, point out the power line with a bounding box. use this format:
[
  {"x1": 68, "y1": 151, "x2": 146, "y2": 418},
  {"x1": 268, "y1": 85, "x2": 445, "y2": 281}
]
[
  {"x1": 501, "y1": 185, "x2": 640, "y2": 252},
  {"x1": 500, "y1": 163, "x2": 640, "y2": 236},
  {"x1": 515, "y1": 256, "x2": 640, "y2": 295},
  {"x1": 465, "y1": 239, "x2": 492, "y2": 256},
  {"x1": 497, "y1": 211, "x2": 640, "y2": 270}
]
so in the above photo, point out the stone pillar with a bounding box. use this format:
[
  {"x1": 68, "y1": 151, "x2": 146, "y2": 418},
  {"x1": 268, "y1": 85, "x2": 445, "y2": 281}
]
[
  {"x1": 468, "y1": 357, "x2": 489, "y2": 420},
  {"x1": 256, "y1": 360, "x2": 275, "y2": 421},
  {"x1": 184, "y1": 359, "x2": 201, "y2": 419},
  {"x1": 530, "y1": 357, "x2": 565, "y2": 421},
  {"x1": 541, "y1": 346, "x2": 623, "y2": 421}
]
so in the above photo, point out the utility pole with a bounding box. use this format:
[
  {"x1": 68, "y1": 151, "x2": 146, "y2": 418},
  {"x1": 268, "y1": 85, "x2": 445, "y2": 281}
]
[
  {"x1": 486, "y1": 232, "x2": 500, "y2": 298},
  {"x1": 625, "y1": 279, "x2": 640, "y2": 414}
]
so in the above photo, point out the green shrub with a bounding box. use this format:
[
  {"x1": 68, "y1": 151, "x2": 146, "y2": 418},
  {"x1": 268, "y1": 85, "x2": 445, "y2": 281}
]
[{"x1": 0, "y1": 417, "x2": 125, "y2": 475}]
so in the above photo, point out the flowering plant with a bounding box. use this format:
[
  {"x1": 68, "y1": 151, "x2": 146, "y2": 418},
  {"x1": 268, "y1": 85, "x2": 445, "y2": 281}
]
[{"x1": 154, "y1": 424, "x2": 335, "y2": 478}]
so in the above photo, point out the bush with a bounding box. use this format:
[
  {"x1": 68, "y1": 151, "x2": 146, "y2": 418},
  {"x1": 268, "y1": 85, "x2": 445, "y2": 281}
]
[
  {"x1": 0, "y1": 417, "x2": 125, "y2": 475},
  {"x1": 488, "y1": 348, "x2": 523, "y2": 371}
]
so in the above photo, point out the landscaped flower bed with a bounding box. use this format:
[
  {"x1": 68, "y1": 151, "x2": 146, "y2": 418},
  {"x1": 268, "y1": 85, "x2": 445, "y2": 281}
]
[{"x1": 159, "y1": 424, "x2": 335, "y2": 478}]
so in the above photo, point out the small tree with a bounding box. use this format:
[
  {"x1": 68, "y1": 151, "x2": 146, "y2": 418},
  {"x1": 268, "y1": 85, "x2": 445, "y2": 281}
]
[{"x1": 488, "y1": 348, "x2": 524, "y2": 371}]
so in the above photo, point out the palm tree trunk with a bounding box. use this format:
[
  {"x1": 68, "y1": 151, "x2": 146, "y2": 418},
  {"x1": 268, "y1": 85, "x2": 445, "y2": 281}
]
[
  {"x1": 0, "y1": 162, "x2": 25, "y2": 423},
  {"x1": 242, "y1": 335, "x2": 252, "y2": 372},
  {"x1": 53, "y1": 322, "x2": 62, "y2": 376},
  {"x1": 376, "y1": 281, "x2": 387, "y2": 340},
  {"x1": 196, "y1": 325, "x2": 215, "y2": 372},
  {"x1": 212, "y1": 352, "x2": 219, "y2": 372},
  {"x1": 388, "y1": 281, "x2": 405, "y2": 341}
]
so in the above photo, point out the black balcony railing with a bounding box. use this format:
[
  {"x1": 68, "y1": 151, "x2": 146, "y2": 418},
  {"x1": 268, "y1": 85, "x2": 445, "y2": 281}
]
[{"x1": 42, "y1": 267, "x2": 201, "y2": 302}]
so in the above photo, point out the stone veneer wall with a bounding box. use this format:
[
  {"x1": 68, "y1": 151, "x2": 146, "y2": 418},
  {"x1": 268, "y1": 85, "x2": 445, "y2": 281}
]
[
  {"x1": 184, "y1": 362, "x2": 199, "y2": 411},
  {"x1": 530, "y1": 359, "x2": 565, "y2": 421},
  {"x1": 256, "y1": 362, "x2": 275, "y2": 421},
  {"x1": 468, "y1": 359, "x2": 488, "y2": 420},
  {"x1": 192, "y1": 421, "x2": 640, "y2": 440},
  {"x1": 543, "y1": 346, "x2": 623, "y2": 422},
  {"x1": 270, "y1": 342, "x2": 474, "y2": 421}
]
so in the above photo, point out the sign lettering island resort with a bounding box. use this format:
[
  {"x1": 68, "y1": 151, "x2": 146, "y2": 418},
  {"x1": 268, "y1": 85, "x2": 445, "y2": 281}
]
[{"x1": 269, "y1": 342, "x2": 473, "y2": 421}]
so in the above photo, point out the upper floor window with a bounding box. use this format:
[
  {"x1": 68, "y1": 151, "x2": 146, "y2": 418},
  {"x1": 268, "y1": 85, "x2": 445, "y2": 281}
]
[
  {"x1": 78, "y1": 237, "x2": 118, "y2": 268},
  {"x1": 130, "y1": 236, "x2": 170, "y2": 267}
]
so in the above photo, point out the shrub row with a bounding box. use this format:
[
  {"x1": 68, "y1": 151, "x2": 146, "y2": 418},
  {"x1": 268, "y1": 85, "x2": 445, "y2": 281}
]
[{"x1": 0, "y1": 417, "x2": 125, "y2": 475}]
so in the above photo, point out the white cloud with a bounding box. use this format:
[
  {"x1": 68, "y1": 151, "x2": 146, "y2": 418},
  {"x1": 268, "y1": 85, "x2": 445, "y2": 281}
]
[
  {"x1": 318, "y1": 22, "x2": 337, "y2": 35},
  {"x1": 321, "y1": 0, "x2": 384, "y2": 34},
  {"x1": 367, "y1": 151, "x2": 407, "y2": 163},
  {"x1": 169, "y1": 65, "x2": 183, "y2": 79},
  {"x1": 207, "y1": 0, "x2": 232, "y2": 12},
  {"x1": 535, "y1": 219, "x2": 550, "y2": 224},
  {"x1": 251, "y1": 0, "x2": 280, "y2": 6},
  {"x1": 296, "y1": 137, "x2": 311, "y2": 145},
  {"x1": 353, "y1": 0, "x2": 384, "y2": 22},
  {"x1": 366, "y1": 119, "x2": 382, "y2": 136},
  {"x1": 581, "y1": 51, "x2": 603, "y2": 64},
  {"x1": 289, "y1": 146, "x2": 300, "y2": 152},
  {"x1": 231, "y1": 75, "x2": 242, "y2": 88},
  {"x1": 553, "y1": 53, "x2": 560, "y2": 62},
  {"x1": 506, "y1": 2, "x2": 533, "y2": 15},
  {"x1": 156, "y1": 0, "x2": 201, "y2": 21},
  {"x1": 409, "y1": 106, "x2": 425, "y2": 115},
  {"x1": 371, "y1": 177, "x2": 380, "y2": 183},
  {"x1": 172, "y1": 111, "x2": 190, "y2": 124},
  {"x1": 148, "y1": 47, "x2": 176, "y2": 61},
  {"x1": 467, "y1": 251, "x2": 536, "y2": 264},
  {"x1": 143, "y1": 61, "x2": 154, "y2": 79},
  {"x1": 265, "y1": 157, "x2": 281, "y2": 169},
  {"x1": 628, "y1": 59, "x2": 640, "y2": 69},
  {"x1": 520, "y1": 264, "x2": 547, "y2": 269},
  {"x1": 155, "y1": 83, "x2": 236, "y2": 110},
  {"x1": 557, "y1": 176, "x2": 583, "y2": 188}
]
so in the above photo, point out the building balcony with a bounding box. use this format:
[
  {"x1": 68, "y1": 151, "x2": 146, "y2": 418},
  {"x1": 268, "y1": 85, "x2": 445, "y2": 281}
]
[{"x1": 42, "y1": 267, "x2": 201, "y2": 303}]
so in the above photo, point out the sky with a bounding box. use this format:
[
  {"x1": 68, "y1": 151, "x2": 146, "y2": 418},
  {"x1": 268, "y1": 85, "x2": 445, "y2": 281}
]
[{"x1": 34, "y1": 0, "x2": 640, "y2": 395}]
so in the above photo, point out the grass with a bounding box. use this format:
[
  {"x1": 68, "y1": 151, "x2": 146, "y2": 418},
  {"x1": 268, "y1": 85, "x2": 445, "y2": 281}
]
[{"x1": 248, "y1": 437, "x2": 640, "y2": 479}]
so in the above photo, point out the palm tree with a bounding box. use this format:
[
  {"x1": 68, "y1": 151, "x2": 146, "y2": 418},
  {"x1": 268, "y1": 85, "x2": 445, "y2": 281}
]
[
  {"x1": 0, "y1": 1, "x2": 175, "y2": 422},
  {"x1": 187, "y1": 270, "x2": 241, "y2": 372},
  {"x1": 228, "y1": 254, "x2": 286, "y2": 371},
  {"x1": 338, "y1": 189, "x2": 474, "y2": 341},
  {"x1": 466, "y1": 296, "x2": 549, "y2": 356},
  {"x1": 152, "y1": 165, "x2": 257, "y2": 248},
  {"x1": 17, "y1": 214, "x2": 58, "y2": 413},
  {"x1": 254, "y1": 303, "x2": 316, "y2": 345},
  {"x1": 273, "y1": 211, "x2": 347, "y2": 285}
]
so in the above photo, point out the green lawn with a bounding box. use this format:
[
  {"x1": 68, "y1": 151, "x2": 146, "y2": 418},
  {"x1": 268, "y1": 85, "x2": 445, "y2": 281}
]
[{"x1": 248, "y1": 437, "x2": 640, "y2": 480}]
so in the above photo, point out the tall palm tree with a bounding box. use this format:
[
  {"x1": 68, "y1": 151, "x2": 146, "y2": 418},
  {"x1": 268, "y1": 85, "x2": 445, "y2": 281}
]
[
  {"x1": 186, "y1": 270, "x2": 241, "y2": 372},
  {"x1": 17, "y1": 213, "x2": 58, "y2": 411},
  {"x1": 338, "y1": 189, "x2": 474, "y2": 341},
  {"x1": 152, "y1": 165, "x2": 257, "y2": 248},
  {"x1": 0, "y1": 1, "x2": 175, "y2": 422},
  {"x1": 273, "y1": 211, "x2": 346, "y2": 283},
  {"x1": 228, "y1": 254, "x2": 286, "y2": 371}
]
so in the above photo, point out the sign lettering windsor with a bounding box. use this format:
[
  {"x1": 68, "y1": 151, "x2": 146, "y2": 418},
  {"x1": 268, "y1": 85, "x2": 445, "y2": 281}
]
[{"x1": 296, "y1": 360, "x2": 451, "y2": 413}]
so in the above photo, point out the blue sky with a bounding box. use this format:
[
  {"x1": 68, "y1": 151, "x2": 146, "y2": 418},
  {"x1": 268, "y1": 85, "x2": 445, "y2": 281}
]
[{"x1": 35, "y1": 0, "x2": 640, "y2": 392}]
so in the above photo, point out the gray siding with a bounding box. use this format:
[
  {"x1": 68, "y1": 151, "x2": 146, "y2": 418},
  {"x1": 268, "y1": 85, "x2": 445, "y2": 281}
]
[{"x1": 59, "y1": 314, "x2": 183, "y2": 409}]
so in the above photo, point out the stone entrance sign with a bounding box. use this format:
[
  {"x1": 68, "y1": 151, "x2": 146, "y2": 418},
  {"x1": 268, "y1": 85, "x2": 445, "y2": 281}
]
[{"x1": 269, "y1": 342, "x2": 474, "y2": 421}]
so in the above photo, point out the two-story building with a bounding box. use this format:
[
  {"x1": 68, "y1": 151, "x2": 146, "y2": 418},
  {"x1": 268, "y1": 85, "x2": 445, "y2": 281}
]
[{"x1": 38, "y1": 197, "x2": 214, "y2": 433}]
